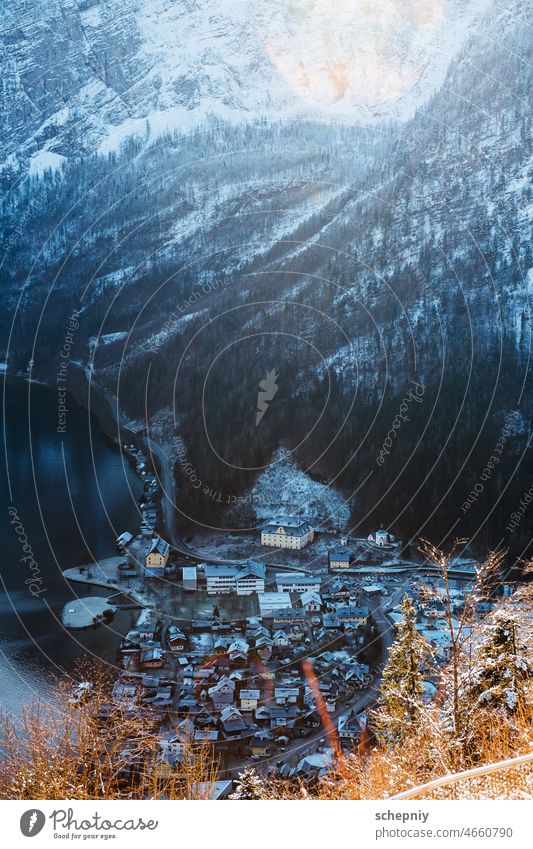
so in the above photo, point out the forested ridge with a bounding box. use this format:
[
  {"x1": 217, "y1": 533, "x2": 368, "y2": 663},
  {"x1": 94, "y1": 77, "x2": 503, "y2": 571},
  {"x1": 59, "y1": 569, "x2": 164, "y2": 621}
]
[{"x1": 1, "y1": 0, "x2": 532, "y2": 555}]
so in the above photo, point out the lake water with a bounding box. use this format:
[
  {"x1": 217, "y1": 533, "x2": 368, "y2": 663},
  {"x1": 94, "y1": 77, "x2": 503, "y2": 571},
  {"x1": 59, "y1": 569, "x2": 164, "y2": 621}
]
[{"x1": 0, "y1": 377, "x2": 143, "y2": 713}]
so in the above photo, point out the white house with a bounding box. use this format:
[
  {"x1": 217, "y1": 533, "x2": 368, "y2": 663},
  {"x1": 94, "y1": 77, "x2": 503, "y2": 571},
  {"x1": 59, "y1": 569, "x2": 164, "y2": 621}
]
[
  {"x1": 274, "y1": 687, "x2": 300, "y2": 706},
  {"x1": 228, "y1": 639, "x2": 249, "y2": 662},
  {"x1": 145, "y1": 537, "x2": 170, "y2": 574},
  {"x1": 140, "y1": 645, "x2": 165, "y2": 668},
  {"x1": 208, "y1": 677, "x2": 235, "y2": 710},
  {"x1": 158, "y1": 732, "x2": 185, "y2": 757},
  {"x1": 116, "y1": 531, "x2": 133, "y2": 551},
  {"x1": 300, "y1": 590, "x2": 322, "y2": 613},
  {"x1": 240, "y1": 689, "x2": 261, "y2": 711},
  {"x1": 367, "y1": 525, "x2": 395, "y2": 547},
  {"x1": 275, "y1": 573, "x2": 321, "y2": 594},
  {"x1": 272, "y1": 630, "x2": 290, "y2": 648},
  {"x1": 261, "y1": 518, "x2": 314, "y2": 549},
  {"x1": 220, "y1": 706, "x2": 246, "y2": 734}
]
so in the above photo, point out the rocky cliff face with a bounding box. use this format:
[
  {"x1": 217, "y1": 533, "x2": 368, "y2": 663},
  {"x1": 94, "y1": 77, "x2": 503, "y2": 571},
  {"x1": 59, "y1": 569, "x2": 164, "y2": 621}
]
[
  {"x1": 1, "y1": 0, "x2": 531, "y2": 551},
  {"x1": 2, "y1": 0, "x2": 489, "y2": 177}
]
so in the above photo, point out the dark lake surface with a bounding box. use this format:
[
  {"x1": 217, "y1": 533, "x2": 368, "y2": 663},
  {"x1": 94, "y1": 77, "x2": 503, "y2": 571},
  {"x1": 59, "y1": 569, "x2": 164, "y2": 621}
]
[{"x1": 0, "y1": 377, "x2": 143, "y2": 713}]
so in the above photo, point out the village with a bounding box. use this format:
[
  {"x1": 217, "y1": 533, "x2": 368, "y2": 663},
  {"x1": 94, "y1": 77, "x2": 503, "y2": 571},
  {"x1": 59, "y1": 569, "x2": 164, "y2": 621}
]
[{"x1": 62, "y1": 443, "x2": 488, "y2": 793}]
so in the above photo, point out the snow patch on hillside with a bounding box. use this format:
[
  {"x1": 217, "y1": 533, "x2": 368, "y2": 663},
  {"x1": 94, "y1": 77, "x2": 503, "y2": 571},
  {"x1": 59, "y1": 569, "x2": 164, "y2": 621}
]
[
  {"x1": 231, "y1": 447, "x2": 351, "y2": 529},
  {"x1": 28, "y1": 151, "x2": 66, "y2": 176},
  {"x1": 89, "y1": 331, "x2": 129, "y2": 349}
]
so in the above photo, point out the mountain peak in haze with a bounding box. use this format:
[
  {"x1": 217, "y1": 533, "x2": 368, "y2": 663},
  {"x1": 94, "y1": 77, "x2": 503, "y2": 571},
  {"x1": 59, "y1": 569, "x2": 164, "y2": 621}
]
[{"x1": 1, "y1": 0, "x2": 489, "y2": 174}]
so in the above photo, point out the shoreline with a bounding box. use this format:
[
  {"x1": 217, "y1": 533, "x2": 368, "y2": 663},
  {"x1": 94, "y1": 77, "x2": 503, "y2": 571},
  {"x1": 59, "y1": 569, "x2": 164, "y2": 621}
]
[
  {"x1": 63, "y1": 559, "x2": 151, "y2": 610},
  {"x1": 61, "y1": 596, "x2": 118, "y2": 630},
  {"x1": 1, "y1": 374, "x2": 148, "y2": 712}
]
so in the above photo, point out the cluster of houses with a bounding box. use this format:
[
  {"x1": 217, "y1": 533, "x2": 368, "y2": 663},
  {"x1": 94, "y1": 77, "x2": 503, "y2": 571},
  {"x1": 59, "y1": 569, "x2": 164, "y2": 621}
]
[
  {"x1": 381, "y1": 576, "x2": 495, "y2": 708},
  {"x1": 96, "y1": 452, "x2": 492, "y2": 791},
  {"x1": 106, "y1": 490, "x2": 395, "y2": 780},
  {"x1": 387, "y1": 578, "x2": 478, "y2": 667},
  {"x1": 328, "y1": 525, "x2": 397, "y2": 569},
  {"x1": 115, "y1": 457, "x2": 170, "y2": 578},
  {"x1": 115, "y1": 508, "x2": 398, "y2": 583},
  {"x1": 109, "y1": 565, "x2": 374, "y2": 775}
]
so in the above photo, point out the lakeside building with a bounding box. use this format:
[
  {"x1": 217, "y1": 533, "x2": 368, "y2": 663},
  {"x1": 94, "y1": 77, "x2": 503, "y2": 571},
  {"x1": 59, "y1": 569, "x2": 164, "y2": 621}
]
[
  {"x1": 275, "y1": 572, "x2": 321, "y2": 594},
  {"x1": 116, "y1": 531, "x2": 133, "y2": 551},
  {"x1": 145, "y1": 537, "x2": 170, "y2": 575},
  {"x1": 260, "y1": 518, "x2": 314, "y2": 549}
]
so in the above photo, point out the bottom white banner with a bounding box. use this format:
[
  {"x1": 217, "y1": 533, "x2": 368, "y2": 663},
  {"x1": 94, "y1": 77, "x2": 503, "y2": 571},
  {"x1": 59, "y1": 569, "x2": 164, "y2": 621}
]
[{"x1": 1, "y1": 799, "x2": 531, "y2": 848}]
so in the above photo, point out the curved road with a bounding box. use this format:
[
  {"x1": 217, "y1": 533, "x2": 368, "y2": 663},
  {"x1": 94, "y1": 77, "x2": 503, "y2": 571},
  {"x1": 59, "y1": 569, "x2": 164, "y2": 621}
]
[{"x1": 145, "y1": 435, "x2": 245, "y2": 564}]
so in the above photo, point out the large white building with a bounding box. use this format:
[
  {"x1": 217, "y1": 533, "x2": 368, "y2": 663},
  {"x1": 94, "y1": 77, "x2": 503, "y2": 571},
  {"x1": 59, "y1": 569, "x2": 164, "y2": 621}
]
[
  {"x1": 260, "y1": 518, "x2": 314, "y2": 549},
  {"x1": 275, "y1": 572, "x2": 321, "y2": 594},
  {"x1": 204, "y1": 562, "x2": 265, "y2": 595},
  {"x1": 258, "y1": 592, "x2": 293, "y2": 617},
  {"x1": 204, "y1": 565, "x2": 236, "y2": 595},
  {"x1": 236, "y1": 563, "x2": 267, "y2": 595}
]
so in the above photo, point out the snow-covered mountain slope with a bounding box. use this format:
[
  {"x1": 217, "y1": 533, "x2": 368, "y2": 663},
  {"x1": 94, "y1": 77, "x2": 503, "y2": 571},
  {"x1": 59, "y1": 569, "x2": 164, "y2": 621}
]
[
  {"x1": 1, "y1": 0, "x2": 489, "y2": 177},
  {"x1": 1, "y1": 0, "x2": 531, "y2": 551}
]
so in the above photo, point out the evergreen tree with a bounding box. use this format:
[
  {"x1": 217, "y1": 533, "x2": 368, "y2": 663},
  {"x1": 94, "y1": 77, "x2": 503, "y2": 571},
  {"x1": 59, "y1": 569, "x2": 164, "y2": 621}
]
[
  {"x1": 229, "y1": 767, "x2": 264, "y2": 800},
  {"x1": 463, "y1": 612, "x2": 532, "y2": 716},
  {"x1": 375, "y1": 594, "x2": 430, "y2": 745}
]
